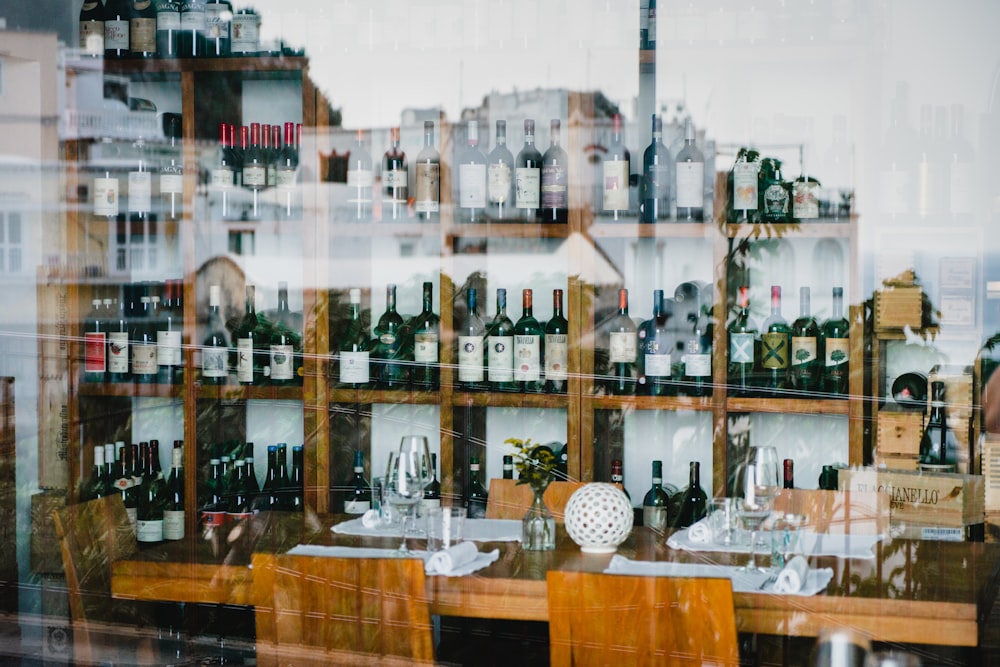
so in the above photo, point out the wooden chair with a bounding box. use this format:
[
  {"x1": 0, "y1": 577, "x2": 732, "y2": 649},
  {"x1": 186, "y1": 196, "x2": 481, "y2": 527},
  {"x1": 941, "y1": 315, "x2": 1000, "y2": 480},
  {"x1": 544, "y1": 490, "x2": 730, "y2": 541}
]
[
  {"x1": 772, "y1": 488, "x2": 888, "y2": 535},
  {"x1": 547, "y1": 571, "x2": 739, "y2": 667},
  {"x1": 51, "y1": 495, "x2": 185, "y2": 666},
  {"x1": 252, "y1": 553, "x2": 435, "y2": 667},
  {"x1": 485, "y1": 479, "x2": 584, "y2": 521}
]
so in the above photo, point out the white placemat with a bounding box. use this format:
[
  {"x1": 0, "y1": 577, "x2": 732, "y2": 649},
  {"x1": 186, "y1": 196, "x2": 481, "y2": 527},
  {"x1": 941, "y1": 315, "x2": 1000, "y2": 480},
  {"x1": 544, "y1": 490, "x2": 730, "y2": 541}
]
[
  {"x1": 667, "y1": 521, "x2": 882, "y2": 560},
  {"x1": 332, "y1": 517, "x2": 522, "y2": 542},
  {"x1": 283, "y1": 543, "x2": 500, "y2": 577},
  {"x1": 604, "y1": 555, "x2": 834, "y2": 596}
]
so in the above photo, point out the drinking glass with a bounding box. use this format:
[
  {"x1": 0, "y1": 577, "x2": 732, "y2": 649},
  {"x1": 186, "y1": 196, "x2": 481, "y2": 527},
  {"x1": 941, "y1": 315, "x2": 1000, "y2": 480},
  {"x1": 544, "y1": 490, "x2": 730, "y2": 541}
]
[
  {"x1": 385, "y1": 436, "x2": 432, "y2": 554},
  {"x1": 735, "y1": 446, "x2": 780, "y2": 572}
]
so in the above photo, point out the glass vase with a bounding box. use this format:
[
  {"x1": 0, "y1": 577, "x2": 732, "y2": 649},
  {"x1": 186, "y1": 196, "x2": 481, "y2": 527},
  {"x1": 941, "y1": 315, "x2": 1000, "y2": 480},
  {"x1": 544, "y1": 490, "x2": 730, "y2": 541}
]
[{"x1": 522, "y1": 483, "x2": 556, "y2": 551}]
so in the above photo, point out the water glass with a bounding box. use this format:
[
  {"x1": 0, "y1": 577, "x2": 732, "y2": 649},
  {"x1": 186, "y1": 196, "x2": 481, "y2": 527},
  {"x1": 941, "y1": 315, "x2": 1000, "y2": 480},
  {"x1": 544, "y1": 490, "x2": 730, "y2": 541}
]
[
  {"x1": 708, "y1": 498, "x2": 736, "y2": 545},
  {"x1": 426, "y1": 506, "x2": 465, "y2": 552}
]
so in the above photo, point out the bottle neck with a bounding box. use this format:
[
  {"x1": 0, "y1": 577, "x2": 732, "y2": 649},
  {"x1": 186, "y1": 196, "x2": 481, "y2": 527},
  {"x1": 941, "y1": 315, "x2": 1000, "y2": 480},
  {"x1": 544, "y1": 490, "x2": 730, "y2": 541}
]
[
  {"x1": 422, "y1": 285, "x2": 433, "y2": 313},
  {"x1": 552, "y1": 290, "x2": 564, "y2": 317},
  {"x1": 832, "y1": 291, "x2": 844, "y2": 319},
  {"x1": 689, "y1": 462, "x2": 700, "y2": 487}
]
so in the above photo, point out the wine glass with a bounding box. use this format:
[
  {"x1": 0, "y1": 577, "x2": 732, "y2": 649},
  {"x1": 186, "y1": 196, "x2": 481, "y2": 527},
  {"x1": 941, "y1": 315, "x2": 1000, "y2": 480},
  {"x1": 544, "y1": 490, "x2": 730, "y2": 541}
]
[
  {"x1": 385, "y1": 436, "x2": 432, "y2": 554},
  {"x1": 735, "y1": 446, "x2": 780, "y2": 572}
]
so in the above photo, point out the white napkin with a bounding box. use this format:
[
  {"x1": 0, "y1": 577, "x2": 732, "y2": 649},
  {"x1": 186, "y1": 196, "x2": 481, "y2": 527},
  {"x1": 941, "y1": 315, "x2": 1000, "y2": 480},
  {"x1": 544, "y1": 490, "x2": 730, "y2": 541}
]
[
  {"x1": 687, "y1": 519, "x2": 711, "y2": 543},
  {"x1": 361, "y1": 509, "x2": 381, "y2": 528},
  {"x1": 333, "y1": 517, "x2": 523, "y2": 542},
  {"x1": 425, "y1": 542, "x2": 500, "y2": 577},
  {"x1": 773, "y1": 555, "x2": 810, "y2": 594}
]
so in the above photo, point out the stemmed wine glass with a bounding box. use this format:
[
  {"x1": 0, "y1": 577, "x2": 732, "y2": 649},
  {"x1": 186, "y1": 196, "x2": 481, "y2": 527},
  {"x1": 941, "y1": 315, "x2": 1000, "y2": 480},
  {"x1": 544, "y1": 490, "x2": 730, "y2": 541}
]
[
  {"x1": 385, "y1": 435, "x2": 432, "y2": 555},
  {"x1": 735, "y1": 445, "x2": 780, "y2": 573}
]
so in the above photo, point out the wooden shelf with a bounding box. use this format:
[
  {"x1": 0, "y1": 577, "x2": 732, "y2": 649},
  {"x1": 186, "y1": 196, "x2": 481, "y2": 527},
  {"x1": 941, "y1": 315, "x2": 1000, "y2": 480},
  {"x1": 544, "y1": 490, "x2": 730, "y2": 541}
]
[
  {"x1": 589, "y1": 221, "x2": 715, "y2": 239},
  {"x1": 328, "y1": 388, "x2": 441, "y2": 405},
  {"x1": 446, "y1": 223, "x2": 572, "y2": 239},
  {"x1": 585, "y1": 394, "x2": 717, "y2": 412},
  {"x1": 724, "y1": 221, "x2": 853, "y2": 239},
  {"x1": 103, "y1": 55, "x2": 308, "y2": 75},
  {"x1": 450, "y1": 391, "x2": 570, "y2": 409},
  {"x1": 725, "y1": 396, "x2": 850, "y2": 415},
  {"x1": 77, "y1": 382, "x2": 184, "y2": 399},
  {"x1": 196, "y1": 383, "x2": 304, "y2": 401}
]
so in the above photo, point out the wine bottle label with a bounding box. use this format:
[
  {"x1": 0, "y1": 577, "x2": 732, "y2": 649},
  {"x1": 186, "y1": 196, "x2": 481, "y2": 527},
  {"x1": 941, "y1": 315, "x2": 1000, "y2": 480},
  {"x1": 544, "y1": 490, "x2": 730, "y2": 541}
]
[
  {"x1": 344, "y1": 499, "x2": 371, "y2": 514},
  {"x1": 878, "y1": 168, "x2": 909, "y2": 215},
  {"x1": 675, "y1": 162, "x2": 704, "y2": 208},
  {"x1": 236, "y1": 338, "x2": 254, "y2": 382},
  {"x1": 763, "y1": 183, "x2": 789, "y2": 217},
  {"x1": 347, "y1": 169, "x2": 374, "y2": 203},
  {"x1": 126, "y1": 507, "x2": 138, "y2": 532},
  {"x1": 114, "y1": 477, "x2": 132, "y2": 492},
  {"x1": 950, "y1": 163, "x2": 974, "y2": 215},
  {"x1": 733, "y1": 162, "x2": 758, "y2": 210},
  {"x1": 414, "y1": 332, "x2": 439, "y2": 364},
  {"x1": 270, "y1": 344, "x2": 294, "y2": 380},
  {"x1": 459, "y1": 164, "x2": 487, "y2": 208},
  {"x1": 791, "y1": 337, "x2": 817, "y2": 366},
  {"x1": 513, "y1": 334, "x2": 541, "y2": 382},
  {"x1": 80, "y1": 20, "x2": 105, "y2": 53},
  {"x1": 105, "y1": 19, "x2": 130, "y2": 50},
  {"x1": 602, "y1": 159, "x2": 629, "y2": 210},
  {"x1": 824, "y1": 337, "x2": 850, "y2": 367},
  {"x1": 541, "y1": 164, "x2": 568, "y2": 208},
  {"x1": 609, "y1": 331, "x2": 637, "y2": 364},
  {"x1": 211, "y1": 167, "x2": 234, "y2": 188},
  {"x1": 277, "y1": 166, "x2": 297, "y2": 188},
  {"x1": 157, "y1": 9, "x2": 180, "y2": 30},
  {"x1": 163, "y1": 510, "x2": 185, "y2": 539},
  {"x1": 340, "y1": 351, "x2": 370, "y2": 384},
  {"x1": 132, "y1": 343, "x2": 157, "y2": 375},
  {"x1": 644, "y1": 353, "x2": 671, "y2": 378},
  {"x1": 201, "y1": 509, "x2": 226, "y2": 527},
  {"x1": 611, "y1": 472, "x2": 623, "y2": 484},
  {"x1": 544, "y1": 334, "x2": 568, "y2": 380},
  {"x1": 488, "y1": 163, "x2": 511, "y2": 204},
  {"x1": 684, "y1": 353, "x2": 712, "y2": 377},
  {"x1": 384, "y1": 168, "x2": 407, "y2": 189},
  {"x1": 137, "y1": 518, "x2": 164, "y2": 543},
  {"x1": 160, "y1": 173, "x2": 183, "y2": 195},
  {"x1": 93, "y1": 177, "x2": 119, "y2": 216},
  {"x1": 487, "y1": 336, "x2": 514, "y2": 382},
  {"x1": 458, "y1": 335, "x2": 484, "y2": 382},
  {"x1": 515, "y1": 167, "x2": 540, "y2": 208},
  {"x1": 202, "y1": 348, "x2": 228, "y2": 378},
  {"x1": 730, "y1": 332, "x2": 754, "y2": 364},
  {"x1": 243, "y1": 165, "x2": 266, "y2": 188},
  {"x1": 643, "y1": 506, "x2": 667, "y2": 533},
  {"x1": 647, "y1": 164, "x2": 670, "y2": 199},
  {"x1": 415, "y1": 163, "x2": 440, "y2": 212},
  {"x1": 205, "y1": 5, "x2": 230, "y2": 38},
  {"x1": 792, "y1": 181, "x2": 819, "y2": 219},
  {"x1": 130, "y1": 18, "x2": 157, "y2": 52},
  {"x1": 180, "y1": 7, "x2": 206, "y2": 30},
  {"x1": 128, "y1": 171, "x2": 152, "y2": 213},
  {"x1": 761, "y1": 332, "x2": 790, "y2": 370},
  {"x1": 109, "y1": 332, "x2": 129, "y2": 373},
  {"x1": 231, "y1": 13, "x2": 260, "y2": 52},
  {"x1": 85, "y1": 332, "x2": 107, "y2": 373},
  {"x1": 157, "y1": 330, "x2": 182, "y2": 366}
]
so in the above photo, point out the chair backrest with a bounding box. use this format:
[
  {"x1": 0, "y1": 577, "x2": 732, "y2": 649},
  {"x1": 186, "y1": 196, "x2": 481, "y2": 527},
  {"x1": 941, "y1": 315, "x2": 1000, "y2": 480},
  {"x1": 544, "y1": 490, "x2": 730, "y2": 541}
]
[
  {"x1": 546, "y1": 571, "x2": 739, "y2": 667},
  {"x1": 773, "y1": 489, "x2": 887, "y2": 535},
  {"x1": 252, "y1": 553, "x2": 435, "y2": 667},
  {"x1": 485, "y1": 479, "x2": 584, "y2": 521}
]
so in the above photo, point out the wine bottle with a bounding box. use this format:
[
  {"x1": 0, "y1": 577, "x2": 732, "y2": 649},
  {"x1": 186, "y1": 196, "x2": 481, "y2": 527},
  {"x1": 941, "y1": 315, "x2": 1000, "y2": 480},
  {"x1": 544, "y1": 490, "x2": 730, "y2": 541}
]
[
  {"x1": 201, "y1": 453, "x2": 226, "y2": 528},
  {"x1": 641, "y1": 0, "x2": 657, "y2": 49},
  {"x1": 486, "y1": 288, "x2": 516, "y2": 392},
  {"x1": 109, "y1": 287, "x2": 131, "y2": 383},
  {"x1": 731, "y1": 147, "x2": 760, "y2": 223},
  {"x1": 261, "y1": 124, "x2": 275, "y2": 188},
  {"x1": 211, "y1": 123, "x2": 236, "y2": 220},
  {"x1": 789, "y1": 286, "x2": 820, "y2": 392},
  {"x1": 178, "y1": 0, "x2": 206, "y2": 57},
  {"x1": 155, "y1": 0, "x2": 180, "y2": 57},
  {"x1": 137, "y1": 444, "x2": 166, "y2": 543},
  {"x1": 414, "y1": 120, "x2": 440, "y2": 221},
  {"x1": 124, "y1": 443, "x2": 141, "y2": 533},
  {"x1": 226, "y1": 453, "x2": 252, "y2": 521},
  {"x1": 502, "y1": 455, "x2": 514, "y2": 480},
  {"x1": 230, "y1": 8, "x2": 259, "y2": 55},
  {"x1": 347, "y1": 129, "x2": 374, "y2": 222},
  {"x1": 641, "y1": 114, "x2": 672, "y2": 223},
  {"x1": 602, "y1": 113, "x2": 631, "y2": 220},
  {"x1": 642, "y1": 460, "x2": 670, "y2": 532},
  {"x1": 127, "y1": 137, "x2": 152, "y2": 222},
  {"x1": 157, "y1": 279, "x2": 183, "y2": 385},
  {"x1": 204, "y1": 0, "x2": 231, "y2": 57},
  {"x1": 84, "y1": 297, "x2": 108, "y2": 384},
  {"x1": 80, "y1": 0, "x2": 105, "y2": 57},
  {"x1": 260, "y1": 445, "x2": 278, "y2": 510},
  {"x1": 515, "y1": 119, "x2": 543, "y2": 222},
  {"x1": 760, "y1": 286, "x2": 791, "y2": 395},
  {"x1": 338, "y1": 288, "x2": 370, "y2": 388},
  {"x1": 458, "y1": 288, "x2": 487, "y2": 391},
  {"x1": 274, "y1": 443, "x2": 292, "y2": 511},
  {"x1": 467, "y1": 456, "x2": 488, "y2": 519},
  {"x1": 129, "y1": 0, "x2": 157, "y2": 58},
  {"x1": 80, "y1": 444, "x2": 107, "y2": 502},
  {"x1": 243, "y1": 443, "x2": 262, "y2": 511},
  {"x1": 410, "y1": 281, "x2": 440, "y2": 390},
  {"x1": 422, "y1": 452, "x2": 441, "y2": 512},
  {"x1": 541, "y1": 119, "x2": 569, "y2": 223},
  {"x1": 242, "y1": 122, "x2": 266, "y2": 216},
  {"x1": 160, "y1": 114, "x2": 183, "y2": 220},
  {"x1": 792, "y1": 150, "x2": 821, "y2": 223},
  {"x1": 544, "y1": 289, "x2": 569, "y2": 394},
  {"x1": 345, "y1": 450, "x2": 371, "y2": 514},
  {"x1": 727, "y1": 285, "x2": 757, "y2": 397},
  {"x1": 104, "y1": 0, "x2": 130, "y2": 59},
  {"x1": 487, "y1": 120, "x2": 515, "y2": 221},
  {"x1": 760, "y1": 158, "x2": 791, "y2": 224},
  {"x1": 675, "y1": 118, "x2": 704, "y2": 221},
  {"x1": 382, "y1": 126, "x2": 408, "y2": 221},
  {"x1": 104, "y1": 443, "x2": 118, "y2": 493},
  {"x1": 163, "y1": 441, "x2": 185, "y2": 540},
  {"x1": 276, "y1": 121, "x2": 300, "y2": 218},
  {"x1": 606, "y1": 288, "x2": 637, "y2": 395},
  {"x1": 202, "y1": 285, "x2": 230, "y2": 385},
  {"x1": 919, "y1": 381, "x2": 959, "y2": 467},
  {"x1": 671, "y1": 461, "x2": 708, "y2": 529},
  {"x1": 373, "y1": 284, "x2": 409, "y2": 389},
  {"x1": 235, "y1": 284, "x2": 265, "y2": 385},
  {"x1": 290, "y1": 445, "x2": 304, "y2": 512},
  {"x1": 821, "y1": 287, "x2": 850, "y2": 397},
  {"x1": 269, "y1": 282, "x2": 302, "y2": 386},
  {"x1": 112, "y1": 442, "x2": 132, "y2": 518},
  {"x1": 457, "y1": 120, "x2": 487, "y2": 223},
  {"x1": 131, "y1": 285, "x2": 158, "y2": 384},
  {"x1": 681, "y1": 301, "x2": 712, "y2": 398},
  {"x1": 638, "y1": 289, "x2": 672, "y2": 396},
  {"x1": 513, "y1": 289, "x2": 544, "y2": 393},
  {"x1": 783, "y1": 458, "x2": 794, "y2": 490}
]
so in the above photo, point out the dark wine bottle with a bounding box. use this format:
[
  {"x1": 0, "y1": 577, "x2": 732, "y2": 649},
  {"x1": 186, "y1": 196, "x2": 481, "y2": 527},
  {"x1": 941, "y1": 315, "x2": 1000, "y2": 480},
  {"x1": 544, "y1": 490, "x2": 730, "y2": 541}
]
[
  {"x1": 671, "y1": 461, "x2": 708, "y2": 529},
  {"x1": 681, "y1": 301, "x2": 712, "y2": 397},
  {"x1": 821, "y1": 287, "x2": 850, "y2": 397},
  {"x1": 641, "y1": 114, "x2": 672, "y2": 223},
  {"x1": 79, "y1": 444, "x2": 107, "y2": 502},
  {"x1": 338, "y1": 288, "x2": 370, "y2": 388},
  {"x1": 204, "y1": 0, "x2": 231, "y2": 57},
  {"x1": 235, "y1": 284, "x2": 266, "y2": 385},
  {"x1": 727, "y1": 285, "x2": 756, "y2": 397},
  {"x1": 80, "y1": 0, "x2": 106, "y2": 57},
  {"x1": 373, "y1": 284, "x2": 409, "y2": 389},
  {"x1": 544, "y1": 289, "x2": 569, "y2": 394},
  {"x1": 760, "y1": 158, "x2": 791, "y2": 224},
  {"x1": 200, "y1": 452, "x2": 226, "y2": 528},
  {"x1": 155, "y1": 0, "x2": 180, "y2": 57},
  {"x1": 201, "y1": 284, "x2": 230, "y2": 385},
  {"x1": 675, "y1": 118, "x2": 705, "y2": 221},
  {"x1": 276, "y1": 121, "x2": 300, "y2": 218},
  {"x1": 487, "y1": 120, "x2": 515, "y2": 221},
  {"x1": 131, "y1": 284, "x2": 158, "y2": 385},
  {"x1": 919, "y1": 381, "x2": 959, "y2": 468},
  {"x1": 290, "y1": 445, "x2": 304, "y2": 512},
  {"x1": 642, "y1": 460, "x2": 670, "y2": 532},
  {"x1": 467, "y1": 456, "x2": 488, "y2": 519},
  {"x1": 760, "y1": 285, "x2": 791, "y2": 395},
  {"x1": 502, "y1": 455, "x2": 514, "y2": 480},
  {"x1": 274, "y1": 443, "x2": 292, "y2": 511},
  {"x1": 540, "y1": 119, "x2": 569, "y2": 223},
  {"x1": 382, "y1": 126, "x2": 408, "y2": 220},
  {"x1": 269, "y1": 282, "x2": 303, "y2": 386},
  {"x1": 137, "y1": 443, "x2": 167, "y2": 543},
  {"x1": 129, "y1": 0, "x2": 157, "y2": 58},
  {"x1": 104, "y1": 0, "x2": 131, "y2": 59},
  {"x1": 410, "y1": 281, "x2": 440, "y2": 390},
  {"x1": 124, "y1": 443, "x2": 141, "y2": 533},
  {"x1": 163, "y1": 441, "x2": 185, "y2": 540},
  {"x1": 422, "y1": 452, "x2": 441, "y2": 512},
  {"x1": 730, "y1": 147, "x2": 761, "y2": 223},
  {"x1": 602, "y1": 113, "x2": 631, "y2": 220},
  {"x1": 160, "y1": 114, "x2": 183, "y2": 220},
  {"x1": 84, "y1": 297, "x2": 108, "y2": 384},
  {"x1": 457, "y1": 288, "x2": 487, "y2": 391},
  {"x1": 790, "y1": 286, "x2": 820, "y2": 392},
  {"x1": 242, "y1": 122, "x2": 266, "y2": 216},
  {"x1": 457, "y1": 120, "x2": 487, "y2": 223},
  {"x1": 178, "y1": 0, "x2": 206, "y2": 58},
  {"x1": 638, "y1": 289, "x2": 672, "y2": 396},
  {"x1": 414, "y1": 120, "x2": 440, "y2": 222},
  {"x1": 157, "y1": 279, "x2": 183, "y2": 385},
  {"x1": 513, "y1": 289, "x2": 544, "y2": 393},
  {"x1": 345, "y1": 450, "x2": 371, "y2": 514},
  {"x1": 486, "y1": 289, "x2": 517, "y2": 392},
  {"x1": 605, "y1": 288, "x2": 637, "y2": 395},
  {"x1": 783, "y1": 458, "x2": 794, "y2": 490},
  {"x1": 515, "y1": 119, "x2": 543, "y2": 222}
]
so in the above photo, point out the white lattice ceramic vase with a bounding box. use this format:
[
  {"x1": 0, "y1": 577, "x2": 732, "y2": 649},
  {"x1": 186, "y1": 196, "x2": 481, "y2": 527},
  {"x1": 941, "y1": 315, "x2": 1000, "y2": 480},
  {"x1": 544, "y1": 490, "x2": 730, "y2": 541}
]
[{"x1": 564, "y1": 483, "x2": 634, "y2": 553}]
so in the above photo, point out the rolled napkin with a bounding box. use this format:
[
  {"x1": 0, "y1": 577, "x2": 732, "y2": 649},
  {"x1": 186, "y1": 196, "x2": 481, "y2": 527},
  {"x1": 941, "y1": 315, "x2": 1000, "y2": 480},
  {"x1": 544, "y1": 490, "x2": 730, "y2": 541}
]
[
  {"x1": 687, "y1": 519, "x2": 712, "y2": 543},
  {"x1": 361, "y1": 509, "x2": 381, "y2": 528},
  {"x1": 773, "y1": 555, "x2": 810, "y2": 594},
  {"x1": 425, "y1": 541, "x2": 480, "y2": 576}
]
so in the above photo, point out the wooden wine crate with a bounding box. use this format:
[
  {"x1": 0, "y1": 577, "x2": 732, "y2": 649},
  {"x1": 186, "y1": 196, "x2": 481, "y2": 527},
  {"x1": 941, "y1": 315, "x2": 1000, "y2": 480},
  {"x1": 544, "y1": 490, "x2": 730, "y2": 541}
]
[
  {"x1": 837, "y1": 467, "x2": 985, "y2": 529},
  {"x1": 874, "y1": 286, "x2": 922, "y2": 332},
  {"x1": 874, "y1": 452, "x2": 920, "y2": 471},
  {"x1": 876, "y1": 410, "x2": 923, "y2": 456},
  {"x1": 929, "y1": 364, "x2": 974, "y2": 419},
  {"x1": 30, "y1": 490, "x2": 65, "y2": 575}
]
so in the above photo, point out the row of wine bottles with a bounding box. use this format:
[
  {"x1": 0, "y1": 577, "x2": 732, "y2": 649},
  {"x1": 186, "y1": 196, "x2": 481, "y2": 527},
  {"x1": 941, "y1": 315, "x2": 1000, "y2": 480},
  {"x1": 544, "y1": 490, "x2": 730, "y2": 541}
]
[
  {"x1": 335, "y1": 450, "x2": 445, "y2": 516},
  {"x1": 80, "y1": 0, "x2": 262, "y2": 60},
  {"x1": 200, "y1": 441, "x2": 305, "y2": 526},
  {"x1": 211, "y1": 121, "x2": 303, "y2": 220}
]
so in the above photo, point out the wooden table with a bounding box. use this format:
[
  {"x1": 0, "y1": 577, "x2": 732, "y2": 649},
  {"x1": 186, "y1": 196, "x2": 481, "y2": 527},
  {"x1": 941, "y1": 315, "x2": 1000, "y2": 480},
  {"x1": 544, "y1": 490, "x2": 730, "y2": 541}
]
[{"x1": 110, "y1": 512, "x2": 1000, "y2": 648}]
